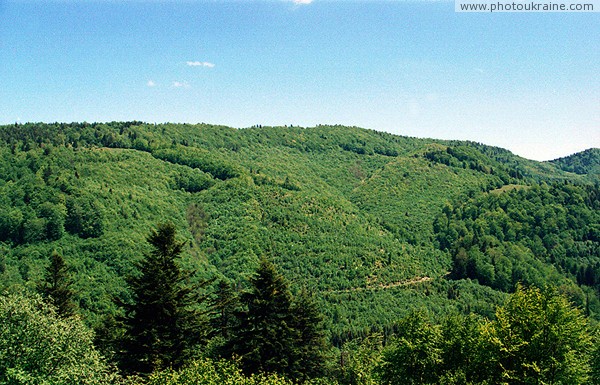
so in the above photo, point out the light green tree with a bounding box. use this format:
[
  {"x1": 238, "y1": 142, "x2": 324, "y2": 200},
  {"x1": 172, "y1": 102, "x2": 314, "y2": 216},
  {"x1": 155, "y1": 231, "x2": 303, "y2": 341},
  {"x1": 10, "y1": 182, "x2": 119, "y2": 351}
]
[
  {"x1": 590, "y1": 336, "x2": 600, "y2": 385},
  {"x1": 483, "y1": 284, "x2": 593, "y2": 385},
  {"x1": 377, "y1": 311, "x2": 443, "y2": 385},
  {"x1": 338, "y1": 333, "x2": 384, "y2": 385},
  {"x1": 0, "y1": 292, "x2": 117, "y2": 385},
  {"x1": 136, "y1": 357, "x2": 338, "y2": 385}
]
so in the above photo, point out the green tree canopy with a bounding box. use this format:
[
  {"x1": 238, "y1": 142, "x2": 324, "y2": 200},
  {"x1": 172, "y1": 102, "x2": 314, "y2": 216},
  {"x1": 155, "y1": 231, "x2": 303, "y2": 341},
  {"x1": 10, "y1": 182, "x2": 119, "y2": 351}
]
[
  {"x1": 483, "y1": 284, "x2": 593, "y2": 385},
  {"x1": 38, "y1": 250, "x2": 77, "y2": 318},
  {"x1": 0, "y1": 292, "x2": 117, "y2": 385},
  {"x1": 120, "y1": 222, "x2": 205, "y2": 374},
  {"x1": 226, "y1": 257, "x2": 330, "y2": 381},
  {"x1": 377, "y1": 311, "x2": 442, "y2": 385}
]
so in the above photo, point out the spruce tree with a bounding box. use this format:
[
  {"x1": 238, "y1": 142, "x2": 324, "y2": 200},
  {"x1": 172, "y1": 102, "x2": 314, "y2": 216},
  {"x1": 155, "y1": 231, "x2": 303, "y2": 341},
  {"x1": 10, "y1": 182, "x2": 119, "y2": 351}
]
[
  {"x1": 289, "y1": 287, "x2": 330, "y2": 381},
  {"x1": 226, "y1": 258, "x2": 330, "y2": 381},
  {"x1": 39, "y1": 250, "x2": 76, "y2": 318},
  {"x1": 120, "y1": 222, "x2": 204, "y2": 374},
  {"x1": 227, "y1": 257, "x2": 298, "y2": 377},
  {"x1": 209, "y1": 279, "x2": 238, "y2": 341}
]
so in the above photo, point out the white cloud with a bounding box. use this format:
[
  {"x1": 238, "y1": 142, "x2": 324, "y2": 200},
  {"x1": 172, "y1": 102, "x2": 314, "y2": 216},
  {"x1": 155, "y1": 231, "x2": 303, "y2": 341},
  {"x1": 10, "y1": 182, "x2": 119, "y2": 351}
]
[
  {"x1": 292, "y1": 0, "x2": 313, "y2": 4},
  {"x1": 186, "y1": 61, "x2": 215, "y2": 68},
  {"x1": 147, "y1": 80, "x2": 156, "y2": 87},
  {"x1": 172, "y1": 81, "x2": 190, "y2": 89}
]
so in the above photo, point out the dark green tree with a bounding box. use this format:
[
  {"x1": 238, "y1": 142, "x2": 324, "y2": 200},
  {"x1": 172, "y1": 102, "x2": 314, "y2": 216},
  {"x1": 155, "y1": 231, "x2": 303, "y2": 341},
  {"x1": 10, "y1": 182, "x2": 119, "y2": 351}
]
[
  {"x1": 226, "y1": 258, "x2": 330, "y2": 382},
  {"x1": 120, "y1": 222, "x2": 204, "y2": 374},
  {"x1": 38, "y1": 202, "x2": 65, "y2": 241},
  {"x1": 203, "y1": 279, "x2": 239, "y2": 359},
  {"x1": 65, "y1": 197, "x2": 105, "y2": 239},
  {"x1": 208, "y1": 279, "x2": 238, "y2": 341},
  {"x1": 289, "y1": 287, "x2": 330, "y2": 381},
  {"x1": 39, "y1": 250, "x2": 77, "y2": 318},
  {"x1": 227, "y1": 257, "x2": 298, "y2": 378}
]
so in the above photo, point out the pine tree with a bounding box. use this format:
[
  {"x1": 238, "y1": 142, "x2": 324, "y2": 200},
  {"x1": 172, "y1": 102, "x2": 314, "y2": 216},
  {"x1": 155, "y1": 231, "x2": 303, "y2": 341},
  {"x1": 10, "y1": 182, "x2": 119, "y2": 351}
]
[
  {"x1": 39, "y1": 250, "x2": 76, "y2": 318},
  {"x1": 120, "y1": 222, "x2": 205, "y2": 374},
  {"x1": 289, "y1": 287, "x2": 330, "y2": 381},
  {"x1": 209, "y1": 279, "x2": 238, "y2": 341},
  {"x1": 204, "y1": 279, "x2": 240, "y2": 359},
  {"x1": 226, "y1": 258, "x2": 330, "y2": 381},
  {"x1": 227, "y1": 257, "x2": 298, "y2": 377}
]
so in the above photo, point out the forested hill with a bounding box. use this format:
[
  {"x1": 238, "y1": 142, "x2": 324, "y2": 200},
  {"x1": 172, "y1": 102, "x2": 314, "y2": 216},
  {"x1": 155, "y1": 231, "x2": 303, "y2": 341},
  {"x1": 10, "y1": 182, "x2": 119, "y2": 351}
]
[
  {"x1": 550, "y1": 148, "x2": 600, "y2": 179},
  {"x1": 0, "y1": 121, "x2": 599, "y2": 342}
]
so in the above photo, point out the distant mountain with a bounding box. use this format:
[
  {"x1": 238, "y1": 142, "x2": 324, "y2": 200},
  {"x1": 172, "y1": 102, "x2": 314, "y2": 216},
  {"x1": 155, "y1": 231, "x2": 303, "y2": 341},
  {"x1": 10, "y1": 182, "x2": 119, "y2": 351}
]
[
  {"x1": 0, "y1": 122, "x2": 598, "y2": 343},
  {"x1": 549, "y1": 148, "x2": 600, "y2": 178}
]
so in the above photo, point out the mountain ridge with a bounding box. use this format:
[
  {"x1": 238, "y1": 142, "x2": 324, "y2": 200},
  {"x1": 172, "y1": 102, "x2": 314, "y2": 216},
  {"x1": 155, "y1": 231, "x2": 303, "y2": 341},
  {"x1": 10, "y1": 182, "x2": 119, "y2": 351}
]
[{"x1": 0, "y1": 122, "x2": 598, "y2": 341}]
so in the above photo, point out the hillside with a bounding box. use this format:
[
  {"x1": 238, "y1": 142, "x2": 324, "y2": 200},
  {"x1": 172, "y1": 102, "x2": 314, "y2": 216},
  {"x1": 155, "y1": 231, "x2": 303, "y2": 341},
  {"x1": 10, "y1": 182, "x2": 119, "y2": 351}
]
[
  {"x1": 0, "y1": 122, "x2": 598, "y2": 342},
  {"x1": 550, "y1": 148, "x2": 600, "y2": 180}
]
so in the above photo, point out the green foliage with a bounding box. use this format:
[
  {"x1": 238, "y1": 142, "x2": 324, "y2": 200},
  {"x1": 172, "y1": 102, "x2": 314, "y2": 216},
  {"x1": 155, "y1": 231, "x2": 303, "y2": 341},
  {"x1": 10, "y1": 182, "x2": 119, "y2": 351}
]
[
  {"x1": 172, "y1": 166, "x2": 215, "y2": 193},
  {"x1": 591, "y1": 336, "x2": 600, "y2": 385},
  {"x1": 207, "y1": 279, "x2": 238, "y2": 342},
  {"x1": 438, "y1": 312, "x2": 487, "y2": 383},
  {"x1": 291, "y1": 288, "x2": 331, "y2": 381},
  {"x1": 227, "y1": 257, "x2": 329, "y2": 381},
  {"x1": 153, "y1": 146, "x2": 240, "y2": 181},
  {"x1": 0, "y1": 122, "x2": 597, "y2": 378},
  {"x1": 134, "y1": 357, "x2": 338, "y2": 385},
  {"x1": 38, "y1": 250, "x2": 77, "y2": 317},
  {"x1": 436, "y1": 183, "x2": 600, "y2": 305},
  {"x1": 65, "y1": 196, "x2": 105, "y2": 238},
  {"x1": 0, "y1": 292, "x2": 118, "y2": 385},
  {"x1": 367, "y1": 286, "x2": 595, "y2": 385},
  {"x1": 551, "y1": 148, "x2": 600, "y2": 176},
  {"x1": 377, "y1": 311, "x2": 442, "y2": 385},
  {"x1": 338, "y1": 334, "x2": 384, "y2": 385},
  {"x1": 483, "y1": 284, "x2": 593, "y2": 385},
  {"x1": 120, "y1": 223, "x2": 206, "y2": 374}
]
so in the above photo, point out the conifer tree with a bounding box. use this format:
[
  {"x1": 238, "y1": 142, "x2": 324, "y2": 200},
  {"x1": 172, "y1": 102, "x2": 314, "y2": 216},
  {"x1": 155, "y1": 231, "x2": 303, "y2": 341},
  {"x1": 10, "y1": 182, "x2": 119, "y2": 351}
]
[
  {"x1": 226, "y1": 257, "x2": 329, "y2": 381},
  {"x1": 39, "y1": 250, "x2": 76, "y2": 318},
  {"x1": 227, "y1": 257, "x2": 298, "y2": 377},
  {"x1": 209, "y1": 279, "x2": 238, "y2": 340},
  {"x1": 120, "y1": 222, "x2": 204, "y2": 374},
  {"x1": 289, "y1": 287, "x2": 330, "y2": 381}
]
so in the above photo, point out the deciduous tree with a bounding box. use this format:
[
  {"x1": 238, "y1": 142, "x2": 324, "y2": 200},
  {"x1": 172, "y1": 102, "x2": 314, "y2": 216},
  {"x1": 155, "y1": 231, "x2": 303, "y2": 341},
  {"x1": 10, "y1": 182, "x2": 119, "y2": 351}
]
[
  {"x1": 0, "y1": 292, "x2": 117, "y2": 385},
  {"x1": 483, "y1": 284, "x2": 593, "y2": 385}
]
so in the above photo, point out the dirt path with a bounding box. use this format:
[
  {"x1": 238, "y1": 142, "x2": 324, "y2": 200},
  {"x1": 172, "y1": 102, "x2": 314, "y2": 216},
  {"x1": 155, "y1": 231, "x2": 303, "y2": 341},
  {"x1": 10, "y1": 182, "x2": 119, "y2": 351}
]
[{"x1": 328, "y1": 276, "x2": 434, "y2": 294}]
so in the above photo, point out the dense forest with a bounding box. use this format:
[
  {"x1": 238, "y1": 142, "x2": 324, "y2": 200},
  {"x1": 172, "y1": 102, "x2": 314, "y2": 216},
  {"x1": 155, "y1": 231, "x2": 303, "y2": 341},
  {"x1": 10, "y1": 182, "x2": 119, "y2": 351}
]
[{"x1": 0, "y1": 122, "x2": 599, "y2": 384}]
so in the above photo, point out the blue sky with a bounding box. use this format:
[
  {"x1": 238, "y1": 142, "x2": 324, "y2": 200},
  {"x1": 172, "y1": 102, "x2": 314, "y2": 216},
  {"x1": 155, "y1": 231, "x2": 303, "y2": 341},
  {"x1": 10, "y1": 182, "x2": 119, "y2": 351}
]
[{"x1": 0, "y1": 0, "x2": 598, "y2": 160}]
